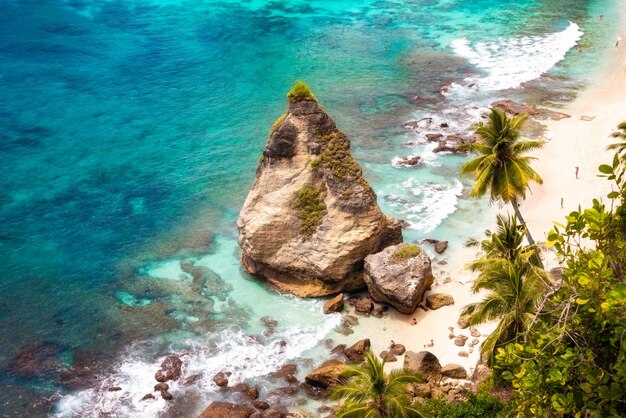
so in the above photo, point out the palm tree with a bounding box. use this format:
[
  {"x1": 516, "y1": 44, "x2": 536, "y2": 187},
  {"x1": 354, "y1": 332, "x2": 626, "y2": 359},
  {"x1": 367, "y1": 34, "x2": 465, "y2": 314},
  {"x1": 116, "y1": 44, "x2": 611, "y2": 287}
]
[
  {"x1": 466, "y1": 213, "x2": 544, "y2": 273},
  {"x1": 460, "y1": 108, "x2": 544, "y2": 246},
  {"x1": 462, "y1": 257, "x2": 545, "y2": 366},
  {"x1": 607, "y1": 121, "x2": 626, "y2": 158},
  {"x1": 332, "y1": 350, "x2": 423, "y2": 418}
]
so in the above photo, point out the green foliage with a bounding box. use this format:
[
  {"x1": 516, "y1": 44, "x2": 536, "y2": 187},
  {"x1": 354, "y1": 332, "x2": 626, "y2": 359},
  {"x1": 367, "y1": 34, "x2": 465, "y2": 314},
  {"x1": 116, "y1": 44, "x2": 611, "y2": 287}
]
[
  {"x1": 460, "y1": 108, "x2": 544, "y2": 204},
  {"x1": 495, "y1": 142, "x2": 626, "y2": 417},
  {"x1": 332, "y1": 350, "x2": 423, "y2": 418},
  {"x1": 310, "y1": 158, "x2": 319, "y2": 171},
  {"x1": 287, "y1": 81, "x2": 316, "y2": 102},
  {"x1": 417, "y1": 393, "x2": 505, "y2": 418},
  {"x1": 316, "y1": 131, "x2": 373, "y2": 201},
  {"x1": 292, "y1": 185, "x2": 326, "y2": 235},
  {"x1": 462, "y1": 214, "x2": 546, "y2": 366},
  {"x1": 270, "y1": 113, "x2": 287, "y2": 134},
  {"x1": 392, "y1": 245, "x2": 421, "y2": 261}
]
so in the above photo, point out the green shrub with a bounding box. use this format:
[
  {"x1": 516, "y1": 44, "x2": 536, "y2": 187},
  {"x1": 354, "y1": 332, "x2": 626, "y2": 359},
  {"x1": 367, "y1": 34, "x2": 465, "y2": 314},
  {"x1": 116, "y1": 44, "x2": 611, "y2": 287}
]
[
  {"x1": 287, "y1": 81, "x2": 316, "y2": 102},
  {"x1": 417, "y1": 393, "x2": 504, "y2": 418},
  {"x1": 393, "y1": 244, "x2": 421, "y2": 260},
  {"x1": 292, "y1": 185, "x2": 326, "y2": 235},
  {"x1": 310, "y1": 158, "x2": 319, "y2": 171}
]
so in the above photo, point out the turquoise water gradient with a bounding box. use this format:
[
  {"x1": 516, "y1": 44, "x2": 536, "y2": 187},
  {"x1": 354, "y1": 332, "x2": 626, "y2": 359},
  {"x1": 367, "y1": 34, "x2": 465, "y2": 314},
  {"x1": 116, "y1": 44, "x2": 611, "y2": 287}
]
[{"x1": 0, "y1": 0, "x2": 621, "y2": 415}]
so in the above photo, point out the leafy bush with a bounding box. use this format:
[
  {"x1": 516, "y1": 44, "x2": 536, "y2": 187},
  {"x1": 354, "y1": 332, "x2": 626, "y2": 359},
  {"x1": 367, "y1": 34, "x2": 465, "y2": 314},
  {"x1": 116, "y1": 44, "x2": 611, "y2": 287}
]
[
  {"x1": 393, "y1": 244, "x2": 421, "y2": 260},
  {"x1": 417, "y1": 393, "x2": 504, "y2": 418},
  {"x1": 288, "y1": 81, "x2": 315, "y2": 102},
  {"x1": 292, "y1": 185, "x2": 326, "y2": 235}
]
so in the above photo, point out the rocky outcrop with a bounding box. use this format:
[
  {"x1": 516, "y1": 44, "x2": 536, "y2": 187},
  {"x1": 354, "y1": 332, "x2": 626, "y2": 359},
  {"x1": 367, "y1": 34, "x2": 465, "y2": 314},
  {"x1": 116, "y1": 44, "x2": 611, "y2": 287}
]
[
  {"x1": 363, "y1": 244, "x2": 433, "y2": 313},
  {"x1": 155, "y1": 355, "x2": 183, "y2": 383},
  {"x1": 425, "y1": 293, "x2": 454, "y2": 310},
  {"x1": 199, "y1": 401, "x2": 255, "y2": 418},
  {"x1": 404, "y1": 351, "x2": 442, "y2": 383},
  {"x1": 238, "y1": 82, "x2": 402, "y2": 297},
  {"x1": 491, "y1": 99, "x2": 570, "y2": 121},
  {"x1": 305, "y1": 360, "x2": 348, "y2": 388}
]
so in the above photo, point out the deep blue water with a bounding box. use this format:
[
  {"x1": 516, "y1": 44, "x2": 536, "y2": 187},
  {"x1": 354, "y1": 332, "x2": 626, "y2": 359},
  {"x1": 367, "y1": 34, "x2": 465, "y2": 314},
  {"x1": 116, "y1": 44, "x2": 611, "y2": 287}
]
[{"x1": 0, "y1": 0, "x2": 621, "y2": 415}]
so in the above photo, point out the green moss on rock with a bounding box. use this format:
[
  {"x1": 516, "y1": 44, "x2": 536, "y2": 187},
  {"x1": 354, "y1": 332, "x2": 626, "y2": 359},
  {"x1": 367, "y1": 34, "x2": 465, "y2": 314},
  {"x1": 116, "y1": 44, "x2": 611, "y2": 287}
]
[
  {"x1": 292, "y1": 185, "x2": 326, "y2": 235},
  {"x1": 270, "y1": 113, "x2": 287, "y2": 135},
  {"x1": 288, "y1": 81, "x2": 316, "y2": 102},
  {"x1": 393, "y1": 245, "x2": 421, "y2": 261}
]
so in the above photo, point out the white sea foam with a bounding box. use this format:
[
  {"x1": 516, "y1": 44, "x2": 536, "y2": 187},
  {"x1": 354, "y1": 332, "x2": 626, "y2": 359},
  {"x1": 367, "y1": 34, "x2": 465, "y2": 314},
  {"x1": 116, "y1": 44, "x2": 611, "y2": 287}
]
[
  {"x1": 53, "y1": 309, "x2": 341, "y2": 417},
  {"x1": 449, "y1": 22, "x2": 583, "y2": 93},
  {"x1": 383, "y1": 178, "x2": 464, "y2": 234}
]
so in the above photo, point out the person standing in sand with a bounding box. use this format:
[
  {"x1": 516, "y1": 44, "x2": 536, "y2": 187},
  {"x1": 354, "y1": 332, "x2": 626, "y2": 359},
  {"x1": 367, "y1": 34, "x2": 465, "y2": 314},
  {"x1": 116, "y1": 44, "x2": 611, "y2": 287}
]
[
  {"x1": 561, "y1": 197, "x2": 564, "y2": 208},
  {"x1": 576, "y1": 166, "x2": 579, "y2": 179}
]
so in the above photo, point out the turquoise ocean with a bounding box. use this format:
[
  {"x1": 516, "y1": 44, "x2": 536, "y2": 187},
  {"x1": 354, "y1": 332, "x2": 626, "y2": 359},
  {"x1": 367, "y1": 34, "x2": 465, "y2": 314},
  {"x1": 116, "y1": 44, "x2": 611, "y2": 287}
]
[{"x1": 0, "y1": 0, "x2": 622, "y2": 416}]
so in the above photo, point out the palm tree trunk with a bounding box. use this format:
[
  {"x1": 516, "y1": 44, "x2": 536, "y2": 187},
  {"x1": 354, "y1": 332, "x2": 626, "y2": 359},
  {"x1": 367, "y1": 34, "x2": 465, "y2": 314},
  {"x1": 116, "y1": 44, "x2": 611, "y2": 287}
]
[{"x1": 511, "y1": 197, "x2": 544, "y2": 269}]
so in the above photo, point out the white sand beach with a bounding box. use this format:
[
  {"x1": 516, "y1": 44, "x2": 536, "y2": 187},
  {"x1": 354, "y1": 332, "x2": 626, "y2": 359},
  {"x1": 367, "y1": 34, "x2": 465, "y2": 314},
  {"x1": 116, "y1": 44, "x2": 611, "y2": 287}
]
[{"x1": 336, "y1": 6, "x2": 626, "y2": 377}]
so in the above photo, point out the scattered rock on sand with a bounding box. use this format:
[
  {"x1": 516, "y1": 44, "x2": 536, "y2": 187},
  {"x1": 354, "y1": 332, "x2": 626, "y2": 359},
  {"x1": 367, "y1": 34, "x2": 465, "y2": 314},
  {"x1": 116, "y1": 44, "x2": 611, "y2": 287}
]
[
  {"x1": 379, "y1": 351, "x2": 397, "y2": 362},
  {"x1": 457, "y1": 314, "x2": 471, "y2": 329},
  {"x1": 390, "y1": 344, "x2": 406, "y2": 356},
  {"x1": 305, "y1": 360, "x2": 348, "y2": 388},
  {"x1": 470, "y1": 328, "x2": 481, "y2": 338},
  {"x1": 404, "y1": 351, "x2": 442, "y2": 383},
  {"x1": 441, "y1": 364, "x2": 468, "y2": 379},
  {"x1": 425, "y1": 293, "x2": 454, "y2": 310},
  {"x1": 458, "y1": 351, "x2": 469, "y2": 358},
  {"x1": 344, "y1": 339, "x2": 371, "y2": 362},
  {"x1": 352, "y1": 297, "x2": 374, "y2": 316},
  {"x1": 199, "y1": 401, "x2": 255, "y2": 418},
  {"x1": 343, "y1": 315, "x2": 359, "y2": 326},
  {"x1": 469, "y1": 338, "x2": 479, "y2": 348},
  {"x1": 364, "y1": 243, "x2": 434, "y2": 314},
  {"x1": 454, "y1": 335, "x2": 468, "y2": 347},
  {"x1": 323, "y1": 294, "x2": 344, "y2": 314}
]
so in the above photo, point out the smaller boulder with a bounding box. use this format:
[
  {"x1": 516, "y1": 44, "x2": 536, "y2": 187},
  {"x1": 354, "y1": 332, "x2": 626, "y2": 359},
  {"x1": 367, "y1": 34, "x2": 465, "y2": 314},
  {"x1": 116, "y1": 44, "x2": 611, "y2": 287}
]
[
  {"x1": 441, "y1": 364, "x2": 467, "y2": 379},
  {"x1": 323, "y1": 294, "x2": 344, "y2": 314},
  {"x1": 379, "y1": 351, "x2": 397, "y2": 362},
  {"x1": 458, "y1": 351, "x2": 469, "y2": 358},
  {"x1": 425, "y1": 293, "x2": 454, "y2": 310},
  {"x1": 354, "y1": 298, "x2": 373, "y2": 316},
  {"x1": 199, "y1": 402, "x2": 255, "y2": 418},
  {"x1": 154, "y1": 355, "x2": 183, "y2": 383},
  {"x1": 404, "y1": 351, "x2": 441, "y2": 382},
  {"x1": 471, "y1": 328, "x2": 481, "y2": 337},
  {"x1": 344, "y1": 339, "x2": 370, "y2": 362},
  {"x1": 454, "y1": 335, "x2": 468, "y2": 347},
  {"x1": 305, "y1": 360, "x2": 348, "y2": 388},
  {"x1": 457, "y1": 314, "x2": 471, "y2": 329},
  {"x1": 390, "y1": 344, "x2": 406, "y2": 356},
  {"x1": 213, "y1": 371, "x2": 230, "y2": 387}
]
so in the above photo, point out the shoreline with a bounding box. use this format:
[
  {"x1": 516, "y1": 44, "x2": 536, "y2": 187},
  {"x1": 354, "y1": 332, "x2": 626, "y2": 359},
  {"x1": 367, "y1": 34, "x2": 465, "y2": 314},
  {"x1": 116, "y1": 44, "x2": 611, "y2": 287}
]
[{"x1": 335, "y1": 2, "x2": 626, "y2": 380}]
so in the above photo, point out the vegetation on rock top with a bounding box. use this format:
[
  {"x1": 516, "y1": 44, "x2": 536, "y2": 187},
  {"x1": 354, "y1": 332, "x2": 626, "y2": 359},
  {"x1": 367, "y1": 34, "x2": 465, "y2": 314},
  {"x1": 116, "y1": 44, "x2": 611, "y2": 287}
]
[
  {"x1": 270, "y1": 113, "x2": 287, "y2": 134},
  {"x1": 292, "y1": 185, "x2": 326, "y2": 235},
  {"x1": 392, "y1": 244, "x2": 421, "y2": 261},
  {"x1": 288, "y1": 81, "x2": 316, "y2": 102}
]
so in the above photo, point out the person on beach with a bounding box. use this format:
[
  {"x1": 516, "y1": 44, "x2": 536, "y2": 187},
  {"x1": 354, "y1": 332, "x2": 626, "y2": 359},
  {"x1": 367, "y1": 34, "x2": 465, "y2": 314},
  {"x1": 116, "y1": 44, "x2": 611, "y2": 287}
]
[
  {"x1": 423, "y1": 339, "x2": 434, "y2": 348},
  {"x1": 411, "y1": 318, "x2": 417, "y2": 325},
  {"x1": 389, "y1": 340, "x2": 396, "y2": 349},
  {"x1": 561, "y1": 197, "x2": 564, "y2": 209},
  {"x1": 576, "y1": 166, "x2": 579, "y2": 179}
]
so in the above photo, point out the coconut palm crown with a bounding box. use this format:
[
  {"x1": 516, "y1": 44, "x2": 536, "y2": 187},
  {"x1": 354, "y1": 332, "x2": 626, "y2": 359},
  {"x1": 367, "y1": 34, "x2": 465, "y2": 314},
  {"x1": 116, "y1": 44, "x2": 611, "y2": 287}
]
[
  {"x1": 460, "y1": 108, "x2": 544, "y2": 247},
  {"x1": 332, "y1": 350, "x2": 423, "y2": 418},
  {"x1": 607, "y1": 121, "x2": 626, "y2": 158}
]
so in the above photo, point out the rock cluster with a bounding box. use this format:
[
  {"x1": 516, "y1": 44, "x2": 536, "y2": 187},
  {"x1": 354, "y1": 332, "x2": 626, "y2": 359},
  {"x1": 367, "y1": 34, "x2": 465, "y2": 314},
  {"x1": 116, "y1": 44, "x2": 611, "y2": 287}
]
[
  {"x1": 491, "y1": 99, "x2": 570, "y2": 120},
  {"x1": 238, "y1": 83, "x2": 402, "y2": 297}
]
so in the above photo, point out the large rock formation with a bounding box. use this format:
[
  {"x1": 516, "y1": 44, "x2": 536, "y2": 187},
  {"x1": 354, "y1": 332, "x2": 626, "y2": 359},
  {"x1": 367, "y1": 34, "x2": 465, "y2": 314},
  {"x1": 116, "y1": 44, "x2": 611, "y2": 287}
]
[
  {"x1": 237, "y1": 82, "x2": 402, "y2": 297},
  {"x1": 363, "y1": 243, "x2": 433, "y2": 313}
]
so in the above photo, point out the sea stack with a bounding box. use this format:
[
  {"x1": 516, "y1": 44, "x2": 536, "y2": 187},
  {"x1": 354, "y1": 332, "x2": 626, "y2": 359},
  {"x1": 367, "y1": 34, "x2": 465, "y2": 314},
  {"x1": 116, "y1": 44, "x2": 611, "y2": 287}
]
[{"x1": 237, "y1": 82, "x2": 402, "y2": 297}]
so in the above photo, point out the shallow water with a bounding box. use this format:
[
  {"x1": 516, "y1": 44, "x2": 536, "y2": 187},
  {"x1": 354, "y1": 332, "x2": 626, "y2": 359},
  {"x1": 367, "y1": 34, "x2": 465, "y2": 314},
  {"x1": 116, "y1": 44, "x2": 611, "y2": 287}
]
[{"x1": 0, "y1": 0, "x2": 621, "y2": 415}]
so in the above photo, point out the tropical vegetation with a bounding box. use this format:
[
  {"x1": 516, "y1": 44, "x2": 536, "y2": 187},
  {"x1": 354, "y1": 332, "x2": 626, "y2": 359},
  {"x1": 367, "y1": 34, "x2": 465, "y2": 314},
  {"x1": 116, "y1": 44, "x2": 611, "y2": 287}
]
[
  {"x1": 460, "y1": 108, "x2": 544, "y2": 245},
  {"x1": 332, "y1": 350, "x2": 423, "y2": 418}
]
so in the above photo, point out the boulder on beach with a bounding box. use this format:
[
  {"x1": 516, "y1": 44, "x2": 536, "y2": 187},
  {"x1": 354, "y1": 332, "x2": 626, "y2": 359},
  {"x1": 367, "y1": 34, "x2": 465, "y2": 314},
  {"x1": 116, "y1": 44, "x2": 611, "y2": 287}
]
[
  {"x1": 237, "y1": 82, "x2": 402, "y2": 297},
  {"x1": 425, "y1": 293, "x2": 454, "y2": 310},
  {"x1": 199, "y1": 401, "x2": 255, "y2": 418},
  {"x1": 442, "y1": 364, "x2": 468, "y2": 379},
  {"x1": 364, "y1": 243, "x2": 434, "y2": 313},
  {"x1": 323, "y1": 293, "x2": 344, "y2": 314},
  {"x1": 454, "y1": 335, "x2": 468, "y2": 347},
  {"x1": 404, "y1": 351, "x2": 441, "y2": 383},
  {"x1": 344, "y1": 338, "x2": 370, "y2": 362},
  {"x1": 457, "y1": 314, "x2": 471, "y2": 329},
  {"x1": 305, "y1": 360, "x2": 348, "y2": 388}
]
